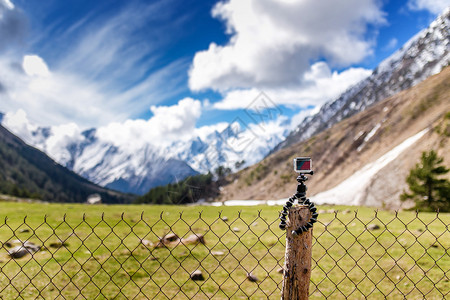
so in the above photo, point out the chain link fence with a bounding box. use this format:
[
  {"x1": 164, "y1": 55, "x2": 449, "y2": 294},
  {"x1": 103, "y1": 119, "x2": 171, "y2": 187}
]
[{"x1": 0, "y1": 209, "x2": 448, "y2": 299}]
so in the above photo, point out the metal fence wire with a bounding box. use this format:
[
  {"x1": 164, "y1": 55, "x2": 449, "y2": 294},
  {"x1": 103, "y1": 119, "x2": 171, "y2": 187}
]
[{"x1": 0, "y1": 210, "x2": 448, "y2": 299}]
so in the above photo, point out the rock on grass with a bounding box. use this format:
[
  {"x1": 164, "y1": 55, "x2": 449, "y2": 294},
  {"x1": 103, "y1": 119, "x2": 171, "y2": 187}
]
[
  {"x1": 367, "y1": 224, "x2": 380, "y2": 230},
  {"x1": 247, "y1": 273, "x2": 258, "y2": 282},
  {"x1": 190, "y1": 270, "x2": 204, "y2": 281},
  {"x1": 7, "y1": 241, "x2": 41, "y2": 259}
]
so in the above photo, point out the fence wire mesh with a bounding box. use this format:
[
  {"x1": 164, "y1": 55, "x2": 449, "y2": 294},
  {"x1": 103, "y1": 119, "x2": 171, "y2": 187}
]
[{"x1": 0, "y1": 209, "x2": 448, "y2": 299}]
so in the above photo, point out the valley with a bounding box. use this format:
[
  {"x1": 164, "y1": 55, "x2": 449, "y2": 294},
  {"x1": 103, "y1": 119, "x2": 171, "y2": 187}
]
[{"x1": 0, "y1": 8, "x2": 449, "y2": 206}]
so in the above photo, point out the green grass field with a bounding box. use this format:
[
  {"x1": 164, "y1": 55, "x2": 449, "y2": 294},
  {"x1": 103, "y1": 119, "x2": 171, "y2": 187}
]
[{"x1": 0, "y1": 202, "x2": 448, "y2": 299}]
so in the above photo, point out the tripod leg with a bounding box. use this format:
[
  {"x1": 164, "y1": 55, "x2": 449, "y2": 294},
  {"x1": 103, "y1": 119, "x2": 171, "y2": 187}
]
[{"x1": 279, "y1": 195, "x2": 296, "y2": 230}]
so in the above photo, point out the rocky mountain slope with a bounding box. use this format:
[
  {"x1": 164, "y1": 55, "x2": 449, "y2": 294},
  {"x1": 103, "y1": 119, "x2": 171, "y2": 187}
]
[
  {"x1": 274, "y1": 8, "x2": 449, "y2": 152},
  {"x1": 219, "y1": 66, "x2": 450, "y2": 208},
  {"x1": 0, "y1": 124, "x2": 132, "y2": 203}
]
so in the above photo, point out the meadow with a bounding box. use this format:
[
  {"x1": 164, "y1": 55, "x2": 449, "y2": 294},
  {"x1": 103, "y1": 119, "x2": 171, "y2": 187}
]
[{"x1": 0, "y1": 202, "x2": 448, "y2": 299}]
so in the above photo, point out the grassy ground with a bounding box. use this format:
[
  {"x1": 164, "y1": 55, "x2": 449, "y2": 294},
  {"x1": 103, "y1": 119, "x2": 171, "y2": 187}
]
[{"x1": 0, "y1": 202, "x2": 448, "y2": 299}]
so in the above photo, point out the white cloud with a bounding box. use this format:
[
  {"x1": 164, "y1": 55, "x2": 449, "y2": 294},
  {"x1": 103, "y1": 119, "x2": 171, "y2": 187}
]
[
  {"x1": 189, "y1": 0, "x2": 385, "y2": 92},
  {"x1": 2, "y1": 109, "x2": 38, "y2": 144},
  {"x1": 22, "y1": 55, "x2": 50, "y2": 77},
  {"x1": 97, "y1": 98, "x2": 203, "y2": 149},
  {"x1": 408, "y1": 0, "x2": 449, "y2": 14},
  {"x1": 213, "y1": 62, "x2": 372, "y2": 110},
  {"x1": 43, "y1": 123, "x2": 84, "y2": 165},
  {"x1": 149, "y1": 97, "x2": 202, "y2": 139}
]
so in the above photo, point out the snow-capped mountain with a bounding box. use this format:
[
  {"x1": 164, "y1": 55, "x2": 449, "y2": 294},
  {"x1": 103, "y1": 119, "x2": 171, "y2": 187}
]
[
  {"x1": 275, "y1": 8, "x2": 450, "y2": 151},
  {"x1": 66, "y1": 132, "x2": 199, "y2": 195},
  {"x1": 0, "y1": 112, "x2": 288, "y2": 195}
]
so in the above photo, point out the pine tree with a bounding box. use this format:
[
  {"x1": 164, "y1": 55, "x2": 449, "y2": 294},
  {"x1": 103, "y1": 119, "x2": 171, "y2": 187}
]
[{"x1": 401, "y1": 150, "x2": 450, "y2": 211}]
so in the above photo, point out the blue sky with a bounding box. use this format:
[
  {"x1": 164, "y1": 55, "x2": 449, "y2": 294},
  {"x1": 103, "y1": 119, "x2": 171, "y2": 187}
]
[{"x1": 0, "y1": 0, "x2": 448, "y2": 137}]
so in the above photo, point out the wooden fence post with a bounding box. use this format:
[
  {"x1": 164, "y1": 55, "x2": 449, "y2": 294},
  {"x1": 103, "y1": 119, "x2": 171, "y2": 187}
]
[{"x1": 281, "y1": 205, "x2": 312, "y2": 300}]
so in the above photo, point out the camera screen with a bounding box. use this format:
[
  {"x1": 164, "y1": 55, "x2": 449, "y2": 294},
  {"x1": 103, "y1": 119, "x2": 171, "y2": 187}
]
[{"x1": 295, "y1": 157, "x2": 311, "y2": 172}]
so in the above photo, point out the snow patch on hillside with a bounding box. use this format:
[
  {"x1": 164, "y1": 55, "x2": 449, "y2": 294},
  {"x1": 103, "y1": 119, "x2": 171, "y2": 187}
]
[
  {"x1": 357, "y1": 122, "x2": 381, "y2": 152},
  {"x1": 311, "y1": 129, "x2": 428, "y2": 206}
]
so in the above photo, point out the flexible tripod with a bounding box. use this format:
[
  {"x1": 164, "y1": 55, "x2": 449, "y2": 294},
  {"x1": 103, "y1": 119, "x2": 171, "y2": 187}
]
[{"x1": 279, "y1": 172, "x2": 318, "y2": 236}]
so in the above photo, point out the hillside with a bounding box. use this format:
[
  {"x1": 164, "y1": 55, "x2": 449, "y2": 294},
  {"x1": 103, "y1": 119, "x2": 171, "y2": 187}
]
[
  {"x1": 219, "y1": 66, "x2": 450, "y2": 208},
  {"x1": 0, "y1": 125, "x2": 133, "y2": 203}
]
